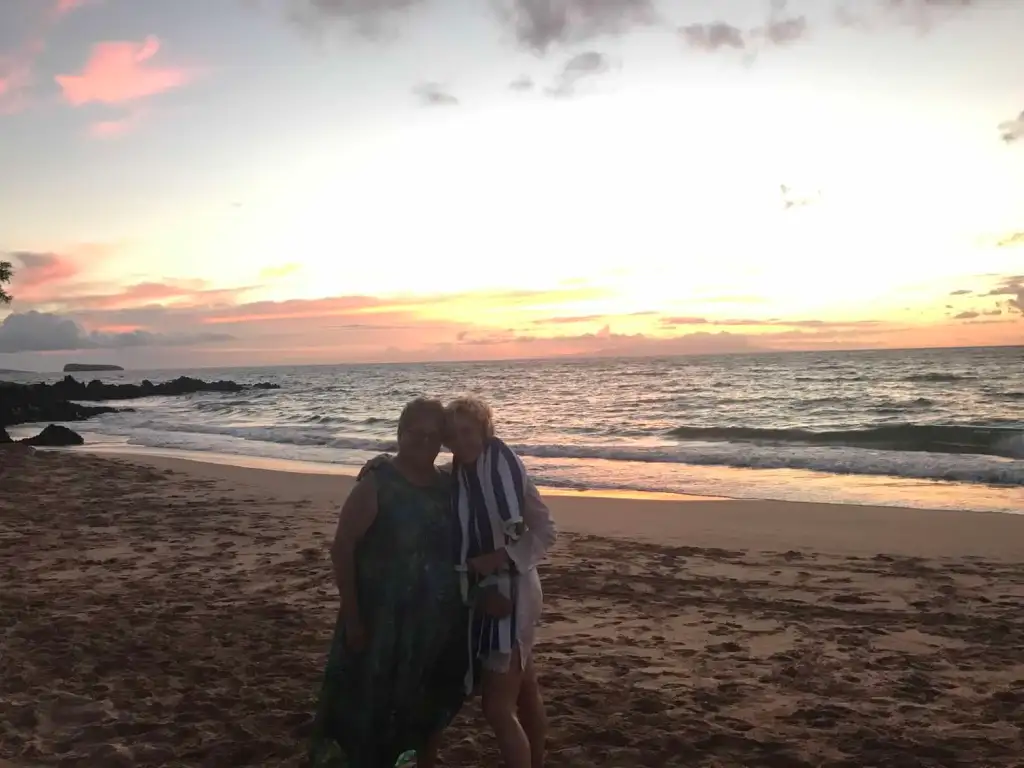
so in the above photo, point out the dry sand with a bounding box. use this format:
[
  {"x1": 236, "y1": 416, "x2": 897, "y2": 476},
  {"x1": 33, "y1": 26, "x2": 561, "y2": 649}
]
[{"x1": 1, "y1": 447, "x2": 1023, "y2": 767}]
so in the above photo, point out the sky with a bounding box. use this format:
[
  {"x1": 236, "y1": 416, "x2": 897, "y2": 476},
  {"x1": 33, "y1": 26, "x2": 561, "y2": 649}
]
[{"x1": 0, "y1": 0, "x2": 1022, "y2": 370}]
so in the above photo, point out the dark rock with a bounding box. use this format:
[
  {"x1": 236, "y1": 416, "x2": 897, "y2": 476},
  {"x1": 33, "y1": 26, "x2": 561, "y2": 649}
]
[
  {"x1": 21, "y1": 424, "x2": 84, "y2": 447},
  {"x1": 46, "y1": 374, "x2": 279, "y2": 402},
  {"x1": 0, "y1": 382, "x2": 120, "y2": 428},
  {"x1": 0, "y1": 426, "x2": 10, "y2": 444},
  {"x1": 0, "y1": 376, "x2": 278, "y2": 429},
  {"x1": 63, "y1": 363, "x2": 125, "y2": 372}
]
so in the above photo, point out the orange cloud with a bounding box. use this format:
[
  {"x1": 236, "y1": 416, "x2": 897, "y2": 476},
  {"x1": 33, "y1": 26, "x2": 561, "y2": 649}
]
[
  {"x1": 55, "y1": 36, "x2": 192, "y2": 106},
  {"x1": 200, "y1": 285, "x2": 610, "y2": 325},
  {"x1": 8, "y1": 266, "x2": 1021, "y2": 365},
  {"x1": 658, "y1": 316, "x2": 887, "y2": 330},
  {"x1": 58, "y1": 281, "x2": 258, "y2": 311},
  {"x1": 533, "y1": 311, "x2": 657, "y2": 325},
  {"x1": 11, "y1": 284, "x2": 1019, "y2": 367}
]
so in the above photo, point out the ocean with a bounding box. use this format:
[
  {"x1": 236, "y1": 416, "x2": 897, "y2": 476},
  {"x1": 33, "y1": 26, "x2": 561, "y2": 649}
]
[{"x1": 5, "y1": 346, "x2": 1023, "y2": 514}]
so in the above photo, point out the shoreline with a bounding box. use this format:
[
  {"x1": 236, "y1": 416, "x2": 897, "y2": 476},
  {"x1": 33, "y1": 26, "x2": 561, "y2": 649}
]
[
  {"x1": 68, "y1": 443, "x2": 729, "y2": 503},
  {"x1": 54, "y1": 442, "x2": 1024, "y2": 514},
  {"x1": 7, "y1": 418, "x2": 1016, "y2": 514},
  {"x1": 78, "y1": 449, "x2": 1024, "y2": 560},
  {"x1": 69, "y1": 441, "x2": 1024, "y2": 517}
]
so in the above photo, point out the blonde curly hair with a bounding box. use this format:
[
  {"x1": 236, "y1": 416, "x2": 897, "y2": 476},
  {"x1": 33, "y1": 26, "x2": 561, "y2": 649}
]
[{"x1": 445, "y1": 395, "x2": 495, "y2": 441}]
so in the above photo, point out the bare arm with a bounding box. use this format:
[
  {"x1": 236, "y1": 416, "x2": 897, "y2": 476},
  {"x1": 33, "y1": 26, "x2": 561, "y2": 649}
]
[
  {"x1": 330, "y1": 474, "x2": 379, "y2": 626},
  {"x1": 506, "y1": 477, "x2": 557, "y2": 570}
]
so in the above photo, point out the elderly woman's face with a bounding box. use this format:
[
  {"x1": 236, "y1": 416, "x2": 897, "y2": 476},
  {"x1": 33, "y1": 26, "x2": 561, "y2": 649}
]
[
  {"x1": 448, "y1": 411, "x2": 485, "y2": 464},
  {"x1": 397, "y1": 412, "x2": 443, "y2": 468}
]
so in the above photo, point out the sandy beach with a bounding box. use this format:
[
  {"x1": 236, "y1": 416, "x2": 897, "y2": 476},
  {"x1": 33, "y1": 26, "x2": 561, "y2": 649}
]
[{"x1": 2, "y1": 447, "x2": 1023, "y2": 767}]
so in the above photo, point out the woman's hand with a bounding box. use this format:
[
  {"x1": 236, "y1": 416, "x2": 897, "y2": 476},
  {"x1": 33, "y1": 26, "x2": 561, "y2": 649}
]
[
  {"x1": 467, "y1": 548, "x2": 510, "y2": 577},
  {"x1": 356, "y1": 453, "x2": 393, "y2": 481}
]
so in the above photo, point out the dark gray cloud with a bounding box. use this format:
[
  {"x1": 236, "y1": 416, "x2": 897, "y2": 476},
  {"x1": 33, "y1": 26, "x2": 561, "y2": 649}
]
[
  {"x1": 837, "y1": 0, "x2": 983, "y2": 32},
  {"x1": 412, "y1": 81, "x2": 458, "y2": 106},
  {"x1": 547, "y1": 50, "x2": 612, "y2": 97},
  {"x1": 286, "y1": 0, "x2": 425, "y2": 38},
  {"x1": 953, "y1": 310, "x2": 979, "y2": 320},
  {"x1": 0, "y1": 311, "x2": 234, "y2": 353},
  {"x1": 999, "y1": 111, "x2": 1023, "y2": 144},
  {"x1": 682, "y1": 0, "x2": 992, "y2": 58},
  {"x1": 10, "y1": 251, "x2": 52, "y2": 269},
  {"x1": 763, "y1": 14, "x2": 807, "y2": 45},
  {"x1": 986, "y1": 276, "x2": 1024, "y2": 315},
  {"x1": 678, "y1": 22, "x2": 745, "y2": 51},
  {"x1": 497, "y1": 0, "x2": 656, "y2": 52},
  {"x1": 508, "y1": 74, "x2": 534, "y2": 92},
  {"x1": 680, "y1": 14, "x2": 808, "y2": 54},
  {"x1": 780, "y1": 183, "x2": 821, "y2": 210},
  {"x1": 282, "y1": 0, "x2": 656, "y2": 50}
]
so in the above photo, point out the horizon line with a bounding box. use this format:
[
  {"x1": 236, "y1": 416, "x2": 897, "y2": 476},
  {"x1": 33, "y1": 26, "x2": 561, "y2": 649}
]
[{"x1": 4, "y1": 342, "x2": 1021, "y2": 374}]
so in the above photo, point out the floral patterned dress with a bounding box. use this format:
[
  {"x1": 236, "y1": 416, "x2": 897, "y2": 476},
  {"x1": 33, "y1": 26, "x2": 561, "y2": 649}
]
[{"x1": 308, "y1": 463, "x2": 467, "y2": 768}]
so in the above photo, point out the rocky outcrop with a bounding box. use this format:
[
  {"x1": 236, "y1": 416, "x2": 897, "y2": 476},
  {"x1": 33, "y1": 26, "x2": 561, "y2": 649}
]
[
  {"x1": 21, "y1": 424, "x2": 84, "y2": 447},
  {"x1": 0, "y1": 376, "x2": 280, "y2": 430},
  {"x1": 45, "y1": 375, "x2": 279, "y2": 402},
  {"x1": 0, "y1": 426, "x2": 11, "y2": 443},
  {"x1": 0, "y1": 383, "x2": 121, "y2": 427},
  {"x1": 63, "y1": 363, "x2": 125, "y2": 372}
]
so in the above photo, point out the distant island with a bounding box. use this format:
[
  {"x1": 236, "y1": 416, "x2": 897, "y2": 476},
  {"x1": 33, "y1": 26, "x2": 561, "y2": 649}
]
[{"x1": 63, "y1": 364, "x2": 125, "y2": 372}]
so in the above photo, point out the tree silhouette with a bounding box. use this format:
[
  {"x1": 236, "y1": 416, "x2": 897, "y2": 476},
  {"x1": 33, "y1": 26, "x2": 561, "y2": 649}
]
[{"x1": 0, "y1": 260, "x2": 11, "y2": 305}]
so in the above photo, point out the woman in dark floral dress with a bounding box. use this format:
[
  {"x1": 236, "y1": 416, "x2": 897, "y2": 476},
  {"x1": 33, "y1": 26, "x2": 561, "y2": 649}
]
[{"x1": 308, "y1": 398, "x2": 467, "y2": 768}]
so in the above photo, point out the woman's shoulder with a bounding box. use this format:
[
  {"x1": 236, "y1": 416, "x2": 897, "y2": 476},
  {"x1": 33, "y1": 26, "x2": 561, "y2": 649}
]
[{"x1": 487, "y1": 436, "x2": 525, "y2": 466}]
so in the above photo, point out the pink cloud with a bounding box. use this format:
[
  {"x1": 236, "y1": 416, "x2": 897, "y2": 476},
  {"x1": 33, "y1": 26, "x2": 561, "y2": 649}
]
[
  {"x1": 68, "y1": 281, "x2": 246, "y2": 310},
  {"x1": 52, "y1": 0, "x2": 91, "y2": 18},
  {"x1": 4, "y1": 251, "x2": 81, "y2": 302},
  {"x1": 0, "y1": 41, "x2": 44, "y2": 114},
  {"x1": 0, "y1": 2, "x2": 90, "y2": 112},
  {"x1": 90, "y1": 109, "x2": 143, "y2": 139},
  {"x1": 90, "y1": 117, "x2": 133, "y2": 138},
  {"x1": 55, "y1": 36, "x2": 192, "y2": 106}
]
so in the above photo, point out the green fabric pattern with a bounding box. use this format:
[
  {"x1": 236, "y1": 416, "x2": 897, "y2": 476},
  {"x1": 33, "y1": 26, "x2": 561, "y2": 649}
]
[{"x1": 308, "y1": 463, "x2": 467, "y2": 768}]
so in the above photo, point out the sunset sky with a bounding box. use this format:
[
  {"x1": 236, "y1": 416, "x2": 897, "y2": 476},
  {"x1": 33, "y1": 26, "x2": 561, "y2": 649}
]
[{"x1": 1, "y1": 0, "x2": 1022, "y2": 370}]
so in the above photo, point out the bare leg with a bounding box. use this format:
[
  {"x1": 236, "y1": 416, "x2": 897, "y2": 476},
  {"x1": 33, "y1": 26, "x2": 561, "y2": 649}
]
[
  {"x1": 516, "y1": 658, "x2": 547, "y2": 768},
  {"x1": 481, "y1": 647, "x2": 531, "y2": 768},
  {"x1": 417, "y1": 730, "x2": 444, "y2": 768}
]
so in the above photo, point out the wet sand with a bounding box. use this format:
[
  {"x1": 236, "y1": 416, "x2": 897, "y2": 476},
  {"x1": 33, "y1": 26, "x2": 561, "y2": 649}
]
[{"x1": 2, "y1": 447, "x2": 1023, "y2": 767}]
